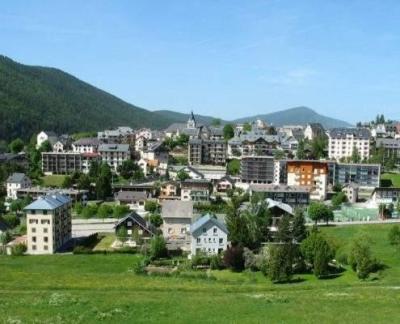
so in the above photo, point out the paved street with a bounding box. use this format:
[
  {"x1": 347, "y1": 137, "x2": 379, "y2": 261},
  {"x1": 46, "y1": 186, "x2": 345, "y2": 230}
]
[{"x1": 72, "y1": 218, "x2": 118, "y2": 237}]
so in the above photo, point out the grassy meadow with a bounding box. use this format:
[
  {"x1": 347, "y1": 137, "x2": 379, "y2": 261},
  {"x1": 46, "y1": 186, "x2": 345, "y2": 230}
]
[{"x1": 1, "y1": 224, "x2": 400, "y2": 323}]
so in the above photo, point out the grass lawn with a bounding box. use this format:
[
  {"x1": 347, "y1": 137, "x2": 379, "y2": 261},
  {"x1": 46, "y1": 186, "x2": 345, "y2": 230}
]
[
  {"x1": 93, "y1": 234, "x2": 116, "y2": 251},
  {"x1": 1, "y1": 224, "x2": 400, "y2": 323},
  {"x1": 381, "y1": 172, "x2": 400, "y2": 187},
  {"x1": 41, "y1": 175, "x2": 67, "y2": 187}
]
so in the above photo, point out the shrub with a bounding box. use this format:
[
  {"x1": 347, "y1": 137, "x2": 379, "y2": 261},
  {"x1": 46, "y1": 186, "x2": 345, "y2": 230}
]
[
  {"x1": 2, "y1": 213, "x2": 19, "y2": 228},
  {"x1": 150, "y1": 235, "x2": 168, "y2": 259},
  {"x1": 243, "y1": 247, "x2": 257, "y2": 271},
  {"x1": 133, "y1": 258, "x2": 149, "y2": 275},
  {"x1": 223, "y1": 244, "x2": 244, "y2": 272},
  {"x1": 348, "y1": 234, "x2": 382, "y2": 279},
  {"x1": 11, "y1": 243, "x2": 27, "y2": 256},
  {"x1": 210, "y1": 255, "x2": 224, "y2": 270},
  {"x1": 388, "y1": 225, "x2": 400, "y2": 246},
  {"x1": 267, "y1": 244, "x2": 293, "y2": 283},
  {"x1": 73, "y1": 246, "x2": 93, "y2": 254},
  {"x1": 191, "y1": 253, "x2": 211, "y2": 267}
]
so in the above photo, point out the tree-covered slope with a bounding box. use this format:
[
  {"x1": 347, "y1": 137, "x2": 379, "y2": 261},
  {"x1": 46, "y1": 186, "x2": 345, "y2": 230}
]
[
  {"x1": 0, "y1": 55, "x2": 176, "y2": 141},
  {"x1": 233, "y1": 106, "x2": 352, "y2": 129}
]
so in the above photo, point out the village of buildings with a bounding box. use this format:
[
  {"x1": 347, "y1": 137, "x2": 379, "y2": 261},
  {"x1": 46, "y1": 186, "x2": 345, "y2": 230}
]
[{"x1": 1, "y1": 112, "x2": 400, "y2": 257}]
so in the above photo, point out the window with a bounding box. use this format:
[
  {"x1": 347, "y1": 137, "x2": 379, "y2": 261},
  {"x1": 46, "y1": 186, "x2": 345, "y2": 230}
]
[
  {"x1": 219, "y1": 238, "x2": 223, "y2": 244},
  {"x1": 202, "y1": 227, "x2": 206, "y2": 233},
  {"x1": 168, "y1": 228, "x2": 173, "y2": 234},
  {"x1": 29, "y1": 219, "x2": 38, "y2": 224},
  {"x1": 32, "y1": 236, "x2": 36, "y2": 243},
  {"x1": 32, "y1": 245, "x2": 36, "y2": 250},
  {"x1": 44, "y1": 237, "x2": 48, "y2": 243},
  {"x1": 44, "y1": 245, "x2": 48, "y2": 251},
  {"x1": 213, "y1": 227, "x2": 217, "y2": 234},
  {"x1": 43, "y1": 228, "x2": 48, "y2": 233},
  {"x1": 197, "y1": 238, "x2": 201, "y2": 243},
  {"x1": 181, "y1": 228, "x2": 186, "y2": 234},
  {"x1": 31, "y1": 228, "x2": 36, "y2": 233}
]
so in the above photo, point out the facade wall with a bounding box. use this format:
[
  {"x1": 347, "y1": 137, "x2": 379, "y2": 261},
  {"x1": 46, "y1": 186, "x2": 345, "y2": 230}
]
[
  {"x1": 240, "y1": 156, "x2": 274, "y2": 184},
  {"x1": 191, "y1": 223, "x2": 227, "y2": 256},
  {"x1": 26, "y1": 203, "x2": 71, "y2": 255}
]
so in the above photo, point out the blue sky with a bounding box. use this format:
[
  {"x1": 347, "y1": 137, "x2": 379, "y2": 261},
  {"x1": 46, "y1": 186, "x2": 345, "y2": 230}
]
[{"x1": 1, "y1": 0, "x2": 400, "y2": 123}]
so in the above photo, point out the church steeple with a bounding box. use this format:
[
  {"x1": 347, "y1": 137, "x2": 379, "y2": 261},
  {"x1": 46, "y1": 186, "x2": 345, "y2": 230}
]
[{"x1": 187, "y1": 110, "x2": 196, "y2": 129}]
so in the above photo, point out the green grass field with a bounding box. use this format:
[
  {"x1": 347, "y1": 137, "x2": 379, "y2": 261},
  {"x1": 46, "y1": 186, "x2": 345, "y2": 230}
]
[
  {"x1": 1, "y1": 224, "x2": 400, "y2": 323},
  {"x1": 41, "y1": 175, "x2": 67, "y2": 187},
  {"x1": 381, "y1": 172, "x2": 400, "y2": 187}
]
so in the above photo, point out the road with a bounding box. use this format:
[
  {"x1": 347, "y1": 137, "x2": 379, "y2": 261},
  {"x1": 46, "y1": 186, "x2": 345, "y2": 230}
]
[{"x1": 72, "y1": 218, "x2": 118, "y2": 237}]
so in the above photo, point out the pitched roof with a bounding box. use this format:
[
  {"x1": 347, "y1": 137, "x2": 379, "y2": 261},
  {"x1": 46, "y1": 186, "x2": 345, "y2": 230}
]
[
  {"x1": 190, "y1": 213, "x2": 228, "y2": 235},
  {"x1": 24, "y1": 194, "x2": 71, "y2": 210},
  {"x1": 114, "y1": 211, "x2": 155, "y2": 234},
  {"x1": 98, "y1": 144, "x2": 130, "y2": 153},
  {"x1": 329, "y1": 128, "x2": 371, "y2": 140},
  {"x1": 116, "y1": 191, "x2": 148, "y2": 202},
  {"x1": 162, "y1": 200, "x2": 193, "y2": 219},
  {"x1": 7, "y1": 172, "x2": 29, "y2": 184},
  {"x1": 265, "y1": 198, "x2": 294, "y2": 215},
  {"x1": 73, "y1": 137, "x2": 100, "y2": 146}
]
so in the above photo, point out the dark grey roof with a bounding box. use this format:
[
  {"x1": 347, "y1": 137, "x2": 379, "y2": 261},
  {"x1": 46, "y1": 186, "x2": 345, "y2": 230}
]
[
  {"x1": 165, "y1": 123, "x2": 186, "y2": 133},
  {"x1": 43, "y1": 131, "x2": 57, "y2": 137},
  {"x1": 250, "y1": 184, "x2": 311, "y2": 193},
  {"x1": 116, "y1": 191, "x2": 148, "y2": 202},
  {"x1": 114, "y1": 212, "x2": 155, "y2": 234},
  {"x1": 73, "y1": 137, "x2": 100, "y2": 146},
  {"x1": 329, "y1": 128, "x2": 371, "y2": 139},
  {"x1": 7, "y1": 173, "x2": 29, "y2": 184},
  {"x1": 190, "y1": 214, "x2": 228, "y2": 235},
  {"x1": 98, "y1": 144, "x2": 130, "y2": 153}
]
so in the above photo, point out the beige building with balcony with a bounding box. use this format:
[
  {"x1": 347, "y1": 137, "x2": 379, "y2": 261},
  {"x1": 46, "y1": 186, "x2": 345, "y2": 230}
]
[{"x1": 24, "y1": 194, "x2": 72, "y2": 254}]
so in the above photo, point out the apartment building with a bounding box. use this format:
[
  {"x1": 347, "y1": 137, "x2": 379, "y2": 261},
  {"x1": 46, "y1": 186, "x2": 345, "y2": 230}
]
[
  {"x1": 331, "y1": 163, "x2": 381, "y2": 188},
  {"x1": 376, "y1": 138, "x2": 400, "y2": 162},
  {"x1": 227, "y1": 133, "x2": 279, "y2": 158},
  {"x1": 181, "y1": 179, "x2": 211, "y2": 202},
  {"x1": 24, "y1": 194, "x2": 72, "y2": 254},
  {"x1": 98, "y1": 144, "x2": 131, "y2": 172},
  {"x1": 240, "y1": 156, "x2": 275, "y2": 184},
  {"x1": 188, "y1": 139, "x2": 227, "y2": 166},
  {"x1": 42, "y1": 152, "x2": 101, "y2": 175},
  {"x1": 287, "y1": 161, "x2": 328, "y2": 201},
  {"x1": 328, "y1": 128, "x2": 371, "y2": 161},
  {"x1": 249, "y1": 184, "x2": 311, "y2": 207}
]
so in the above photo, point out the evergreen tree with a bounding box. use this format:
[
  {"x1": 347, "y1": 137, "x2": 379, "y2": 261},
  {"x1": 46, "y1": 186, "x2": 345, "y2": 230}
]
[{"x1": 95, "y1": 163, "x2": 112, "y2": 200}]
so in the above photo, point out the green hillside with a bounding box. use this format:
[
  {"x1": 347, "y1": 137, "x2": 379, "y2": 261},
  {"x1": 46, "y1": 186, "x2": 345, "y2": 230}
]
[
  {"x1": 0, "y1": 55, "x2": 177, "y2": 141},
  {"x1": 234, "y1": 106, "x2": 352, "y2": 129}
]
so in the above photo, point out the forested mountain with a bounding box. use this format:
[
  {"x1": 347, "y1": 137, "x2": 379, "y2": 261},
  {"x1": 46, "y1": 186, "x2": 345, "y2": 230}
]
[
  {"x1": 233, "y1": 106, "x2": 352, "y2": 129},
  {"x1": 0, "y1": 55, "x2": 177, "y2": 141},
  {"x1": 0, "y1": 55, "x2": 351, "y2": 142}
]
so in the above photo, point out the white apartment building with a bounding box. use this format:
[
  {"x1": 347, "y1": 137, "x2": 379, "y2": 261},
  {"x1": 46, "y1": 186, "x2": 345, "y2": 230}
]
[
  {"x1": 328, "y1": 128, "x2": 371, "y2": 161},
  {"x1": 6, "y1": 173, "x2": 32, "y2": 200},
  {"x1": 190, "y1": 214, "x2": 228, "y2": 256},
  {"x1": 24, "y1": 194, "x2": 72, "y2": 254},
  {"x1": 98, "y1": 144, "x2": 131, "y2": 172},
  {"x1": 72, "y1": 138, "x2": 100, "y2": 153}
]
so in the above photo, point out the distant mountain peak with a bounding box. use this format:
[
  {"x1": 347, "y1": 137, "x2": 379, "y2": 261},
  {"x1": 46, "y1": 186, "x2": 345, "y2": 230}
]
[{"x1": 233, "y1": 106, "x2": 352, "y2": 129}]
